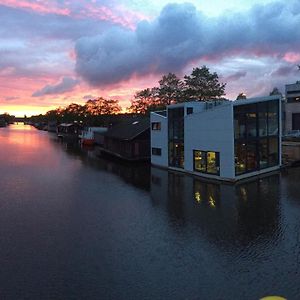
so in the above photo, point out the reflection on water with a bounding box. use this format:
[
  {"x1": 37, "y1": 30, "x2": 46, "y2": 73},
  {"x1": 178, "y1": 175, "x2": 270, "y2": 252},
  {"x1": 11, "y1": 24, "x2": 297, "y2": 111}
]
[
  {"x1": 151, "y1": 168, "x2": 281, "y2": 247},
  {"x1": 1, "y1": 124, "x2": 300, "y2": 299}
]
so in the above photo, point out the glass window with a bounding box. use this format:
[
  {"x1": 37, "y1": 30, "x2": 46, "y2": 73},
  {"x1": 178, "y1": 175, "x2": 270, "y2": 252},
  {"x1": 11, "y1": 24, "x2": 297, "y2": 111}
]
[
  {"x1": 168, "y1": 107, "x2": 184, "y2": 168},
  {"x1": 151, "y1": 122, "x2": 161, "y2": 130},
  {"x1": 187, "y1": 107, "x2": 193, "y2": 115},
  {"x1": 194, "y1": 150, "x2": 219, "y2": 175},
  {"x1": 268, "y1": 137, "x2": 279, "y2": 167},
  {"x1": 194, "y1": 151, "x2": 206, "y2": 172},
  {"x1": 258, "y1": 102, "x2": 268, "y2": 137},
  {"x1": 235, "y1": 142, "x2": 247, "y2": 174},
  {"x1": 234, "y1": 106, "x2": 246, "y2": 139},
  {"x1": 152, "y1": 147, "x2": 162, "y2": 156},
  {"x1": 234, "y1": 100, "x2": 280, "y2": 175},
  {"x1": 259, "y1": 138, "x2": 268, "y2": 169},
  {"x1": 246, "y1": 104, "x2": 257, "y2": 138},
  {"x1": 268, "y1": 100, "x2": 279, "y2": 136},
  {"x1": 207, "y1": 152, "x2": 219, "y2": 174},
  {"x1": 246, "y1": 141, "x2": 258, "y2": 172}
]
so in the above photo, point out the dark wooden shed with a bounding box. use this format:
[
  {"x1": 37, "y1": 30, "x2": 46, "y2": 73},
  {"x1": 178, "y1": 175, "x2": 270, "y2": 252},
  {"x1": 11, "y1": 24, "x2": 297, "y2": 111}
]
[{"x1": 102, "y1": 117, "x2": 150, "y2": 161}]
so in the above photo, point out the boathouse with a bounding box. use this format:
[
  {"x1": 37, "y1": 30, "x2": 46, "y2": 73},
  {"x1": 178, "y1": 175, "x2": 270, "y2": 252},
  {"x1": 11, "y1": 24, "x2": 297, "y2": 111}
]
[{"x1": 101, "y1": 117, "x2": 150, "y2": 161}]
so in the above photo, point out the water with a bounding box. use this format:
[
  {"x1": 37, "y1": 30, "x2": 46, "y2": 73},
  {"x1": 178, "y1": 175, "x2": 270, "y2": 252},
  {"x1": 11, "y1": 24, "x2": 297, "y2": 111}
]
[{"x1": 0, "y1": 124, "x2": 299, "y2": 299}]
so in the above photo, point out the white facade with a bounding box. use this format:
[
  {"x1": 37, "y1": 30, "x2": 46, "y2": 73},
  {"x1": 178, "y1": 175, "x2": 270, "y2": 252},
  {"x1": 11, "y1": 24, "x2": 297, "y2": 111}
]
[
  {"x1": 151, "y1": 96, "x2": 282, "y2": 182},
  {"x1": 285, "y1": 82, "x2": 300, "y2": 132}
]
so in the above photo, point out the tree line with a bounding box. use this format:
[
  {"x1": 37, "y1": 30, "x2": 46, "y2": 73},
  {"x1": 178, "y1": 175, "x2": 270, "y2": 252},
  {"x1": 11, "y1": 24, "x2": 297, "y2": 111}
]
[
  {"x1": 128, "y1": 66, "x2": 226, "y2": 113},
  {"x1": 28, "y1": 65, "x2": 226, "y2": 125}
]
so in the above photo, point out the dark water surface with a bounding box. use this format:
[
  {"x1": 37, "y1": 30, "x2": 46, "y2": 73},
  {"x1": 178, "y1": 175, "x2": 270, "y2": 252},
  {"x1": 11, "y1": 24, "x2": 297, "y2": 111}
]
[{"x1": 0, "y1": 124, "x2": 300, "y2": 300}]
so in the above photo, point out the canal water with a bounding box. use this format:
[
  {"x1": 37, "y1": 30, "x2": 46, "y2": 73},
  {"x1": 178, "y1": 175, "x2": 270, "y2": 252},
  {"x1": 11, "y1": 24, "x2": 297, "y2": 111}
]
[{"x1": 0, "y1": 124, "x2": 300, "y2": 300}]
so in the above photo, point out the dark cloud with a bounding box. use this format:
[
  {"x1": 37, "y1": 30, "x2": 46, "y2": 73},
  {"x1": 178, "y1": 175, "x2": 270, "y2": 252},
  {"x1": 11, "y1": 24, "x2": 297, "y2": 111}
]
[
  {"x1": 75, "y1": 1, "x2": 300, "y2": 87},
  {"x1": 83, "y1": 95, "x2": 95, "y2": 100},
  {"x1": 32, "y1": 77, "x2": 79, "y2": 97},
  {"x1": 272, "y1": 65, "x2": 298, "y2": 76},
  {"x1": 224, "y1": 71, "x2": 247, "y2": 81},
  {"x1": 4, "y1": 96, "x2": 19, "y2": 101}
]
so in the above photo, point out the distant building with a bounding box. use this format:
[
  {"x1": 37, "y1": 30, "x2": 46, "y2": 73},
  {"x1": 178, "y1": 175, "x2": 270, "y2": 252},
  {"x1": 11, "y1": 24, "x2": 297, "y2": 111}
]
[
  {"x1": 101, "y1": 117, "x2": 150, "y2": 161},
  {"x1": 285, "y1": 82, "x2": 300, "y2": 131},
  {"x1": 151, "y1": 96, "x2": 282, "y2": 182}
]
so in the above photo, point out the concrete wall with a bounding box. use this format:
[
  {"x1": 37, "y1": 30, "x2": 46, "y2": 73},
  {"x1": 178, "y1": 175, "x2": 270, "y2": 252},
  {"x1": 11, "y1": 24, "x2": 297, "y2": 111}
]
[
  {"x1": 184, "y1": 103, "x2": 235, "y2": 180},
  {"x1": 150, "y1": 112, "x2": 168, "y2": 167}
]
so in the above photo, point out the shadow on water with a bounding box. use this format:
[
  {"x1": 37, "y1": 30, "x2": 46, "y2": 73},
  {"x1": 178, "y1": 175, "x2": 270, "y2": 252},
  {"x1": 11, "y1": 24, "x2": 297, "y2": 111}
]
[{"x1": 52, "y1": 136, "x2": 151, "y2": 191}]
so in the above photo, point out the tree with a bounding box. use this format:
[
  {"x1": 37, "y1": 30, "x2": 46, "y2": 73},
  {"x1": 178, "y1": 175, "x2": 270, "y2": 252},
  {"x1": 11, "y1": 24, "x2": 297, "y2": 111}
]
[
  {"x1": 236, "y1": 92, "x2": 247, "y2": 100},
  {"x1": 84, "y1": 97, "x2": 121, "y2": 115},
  {"x1": 128, "y1": 88, "x2": 156, "y2": 114},
  {"x1": 155, "y1": 73, "x2": 184, "y2": 105},
  {"x1": 183, "y1": 66, "x2": 226, "y2": 101},
  {"x1": 269, "y1": 87, "x2": 282, "y2": 96}
]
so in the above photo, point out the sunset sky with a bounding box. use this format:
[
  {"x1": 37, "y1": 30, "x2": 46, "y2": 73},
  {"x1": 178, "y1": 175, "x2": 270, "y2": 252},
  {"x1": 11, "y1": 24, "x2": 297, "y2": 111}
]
[{"x1": 1, "y1": 0, "x2": 300, "y2": 116}]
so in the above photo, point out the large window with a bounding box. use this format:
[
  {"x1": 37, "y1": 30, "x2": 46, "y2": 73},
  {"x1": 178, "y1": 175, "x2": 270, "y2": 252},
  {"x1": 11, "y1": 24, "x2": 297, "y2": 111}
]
[
  {"x1": 168, "y1": 107, "x2": 184, "y2": 168},
  {"x1": 234, "y1": 100, "x2": 279, "y2": 175},
  {"x1": 194, "y1": 150, "x2": 220, "y2": 175}
]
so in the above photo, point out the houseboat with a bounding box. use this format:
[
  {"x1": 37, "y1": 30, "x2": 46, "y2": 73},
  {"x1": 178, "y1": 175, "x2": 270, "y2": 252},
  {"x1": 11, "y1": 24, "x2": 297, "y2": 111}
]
[
  {"x1": 100, "y1": 117, "x2": 150, "y2": 161},
  {"x1": 57, "y1": 123, "x2": 83, "y2": 140},
  {"x1": 151, "y1": 95, "x2": 282, "y2": 182},
  {"x1": 80, "y1": 127, "x2": 108, "y2": 146}
]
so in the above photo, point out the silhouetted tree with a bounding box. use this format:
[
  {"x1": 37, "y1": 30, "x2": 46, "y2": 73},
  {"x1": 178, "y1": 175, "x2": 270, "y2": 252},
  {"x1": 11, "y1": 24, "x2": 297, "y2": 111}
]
[
  {"x1": 269, "y1": 87, "x2": 282, "y2": 96},
  {"x1": 128, "y1": 88, "x2": 156, "y2": 114},
  {"x1": 84, "y1": 97, "x2": 121, "y2": 115},
  {"x1": 155, "y1": 73, "x2": 184, "y2": 105},
  {"x1": 236, "y1": 92, "x2": 247, "y2": 100},
  {"x1": 184, "y1": 66, "x2": 226, "y2": 101}
]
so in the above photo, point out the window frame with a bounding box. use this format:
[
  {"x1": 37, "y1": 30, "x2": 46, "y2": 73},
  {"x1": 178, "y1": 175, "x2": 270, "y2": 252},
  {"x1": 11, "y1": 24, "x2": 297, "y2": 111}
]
[
  {"x1": 193, "y1": 150, "x2": 220, "y2": 176},
  {"x1": 152, "y1": 147, "x2": 162, "y2": 156},
  {"x1": 151, "y1": 122, "x2": 161, "y2": 131}
]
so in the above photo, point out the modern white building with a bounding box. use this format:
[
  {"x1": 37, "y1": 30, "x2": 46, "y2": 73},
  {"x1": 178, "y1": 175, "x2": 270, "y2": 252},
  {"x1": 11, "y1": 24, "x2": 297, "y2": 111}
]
[
  {"x1": 151, "y1": 96, "x2": 282, "y2": 182},
  {"x1": 285, "y1": 82, "x2": 300, "y2": 132}
]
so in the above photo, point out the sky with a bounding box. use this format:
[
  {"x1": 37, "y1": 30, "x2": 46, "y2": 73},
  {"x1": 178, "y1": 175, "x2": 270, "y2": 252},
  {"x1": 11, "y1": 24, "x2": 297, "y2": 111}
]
[{"x1": 1, "y1": 0, "x2": 300, "y2": 116}]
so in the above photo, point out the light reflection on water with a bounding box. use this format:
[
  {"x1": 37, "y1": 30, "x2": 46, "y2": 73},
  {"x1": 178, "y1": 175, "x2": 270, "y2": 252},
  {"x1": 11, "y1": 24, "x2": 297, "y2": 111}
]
[{"x1": 0, "y1": 124, "x2": 299, "y2": 299}]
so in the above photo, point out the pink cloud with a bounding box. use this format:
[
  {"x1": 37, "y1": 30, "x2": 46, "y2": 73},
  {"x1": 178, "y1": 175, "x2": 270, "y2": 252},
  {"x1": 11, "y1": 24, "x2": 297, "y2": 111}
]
[
  {"x1": 0, "y1": 0, "x2": 70, "y2": 15},
  {"x1": 283, "y1": 52, "x2": 300, "y2": 63}
]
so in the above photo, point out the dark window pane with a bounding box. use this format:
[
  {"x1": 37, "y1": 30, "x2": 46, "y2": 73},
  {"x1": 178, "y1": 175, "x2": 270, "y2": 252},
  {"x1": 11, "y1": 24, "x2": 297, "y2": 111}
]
[
  {"x1": 259, "y1": 138, "x2": 268, "y2": 169},
  {"x1": 247, "y1": 141, "x2": 258, "y2": 171},
  {"x1": 234, "y1": 106, "x2": 247, "y2": 139},
  {"x1": 268, "y1": 100, "x2": 279, "y2": 135},
  {"x1": 187, "y1": 107, "x2": 193, "y2": 115},
  {"x1": 152, "y1": 147, "x2": 161, "y2": 156},
  {"x1": 258, "y1": 102, "x2": 268, "y2": 137},
  {"x1": 235, "y1": 142, "x2": 247, "y2": 174},
  {"x1": 268, "y1": 137, "x2": 279, "y2": 167},
  {"x1": 246, "y1": 104, "x2": 257, "y2": 138}
]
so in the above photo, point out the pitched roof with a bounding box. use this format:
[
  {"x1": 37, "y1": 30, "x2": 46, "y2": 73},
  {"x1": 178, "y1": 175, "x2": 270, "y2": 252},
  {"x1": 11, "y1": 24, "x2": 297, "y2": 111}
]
[{"x1": 104, "y1": 116, "x2": 149, "y2": 140}]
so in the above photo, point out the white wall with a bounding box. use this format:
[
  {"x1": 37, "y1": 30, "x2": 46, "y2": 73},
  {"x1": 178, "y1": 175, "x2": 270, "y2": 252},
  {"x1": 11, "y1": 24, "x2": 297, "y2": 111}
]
[
  {"x1": 185, "y1": 104, "x2": 235, "y2": 179},
  {"x1": 150, "y1": 112, "x2": 168, "y2": 167},
  {"x1": 285, "y1": 103, "x2": 300, "y2": 132}
]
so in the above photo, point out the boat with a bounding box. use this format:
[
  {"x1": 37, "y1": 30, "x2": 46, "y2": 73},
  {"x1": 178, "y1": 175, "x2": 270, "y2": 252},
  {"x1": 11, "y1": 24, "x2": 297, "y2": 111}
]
[{"x1": 80, "y1": 127, "x2": 108, "y2": 146}]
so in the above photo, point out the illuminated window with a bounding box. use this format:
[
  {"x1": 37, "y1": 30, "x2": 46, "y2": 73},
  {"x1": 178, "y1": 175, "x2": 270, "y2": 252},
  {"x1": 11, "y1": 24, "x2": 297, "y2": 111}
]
[
  {"x1": 194, "y1": 150, "x2": 220, "y2": 175},
  {"x1": 151, "y1": 122, "x2": 161, "y2": 130}
]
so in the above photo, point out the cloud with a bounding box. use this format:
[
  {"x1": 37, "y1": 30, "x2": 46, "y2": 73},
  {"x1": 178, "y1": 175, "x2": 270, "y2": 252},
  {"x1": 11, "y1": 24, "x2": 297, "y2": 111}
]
[
  {"x1": 224, "y1": 71, "x2": 247, "y2": 82},
  {"x1": 271, "y1": 65, "x2": 298, "y2": 76},
  {"x1": 32, "y1": 77, "x2": 79, "y2": 97},
  {"x1": 75, "y1": 1, "x2": 300, "y2": 87},
  {"x1": 4, "y1": 96, "x2": 19, "y2": 101}
]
